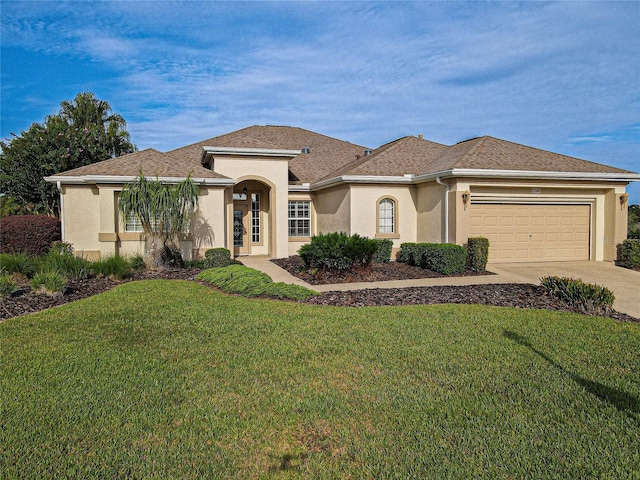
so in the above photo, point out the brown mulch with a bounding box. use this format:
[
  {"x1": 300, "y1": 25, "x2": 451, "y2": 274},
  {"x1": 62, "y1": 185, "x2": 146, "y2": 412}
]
[
  {"x1": 271, "y1": 256, "x2": 493, "y2": 285},
  {"x1": 2, "y1": 263, "x2": 637, "y2": 323}
]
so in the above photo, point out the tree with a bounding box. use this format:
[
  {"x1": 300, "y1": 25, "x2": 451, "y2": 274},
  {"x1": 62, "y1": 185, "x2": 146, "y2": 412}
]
[
  {"x1": 0, "y1": 92, "x2": 136, "y2": 216},
  {"x1": 629, "y1": 204, "x2": 640, "y2": 239},
  {"x1": 118, "y1": 173, "x2": 199, "y2": 268}
]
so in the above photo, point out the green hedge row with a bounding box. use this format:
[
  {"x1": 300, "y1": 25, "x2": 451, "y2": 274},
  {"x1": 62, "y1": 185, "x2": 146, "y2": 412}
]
[
  {"x1": 620, "y1": 239, "x2": 640, "y2": 270},
  {"x1": 299, "y1": 232, "x2": 379, "y2": 271},
  {"x1": 399, "y1": 242, "x2": 467, "y2": 275}
]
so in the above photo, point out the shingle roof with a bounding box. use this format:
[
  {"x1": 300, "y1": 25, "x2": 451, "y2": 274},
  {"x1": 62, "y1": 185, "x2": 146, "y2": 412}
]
[
  {"x1": 55, "y1": 148, "x2": 228, "y2": 179},
  {"x1": 323, "y1": 136, "x2": 448, "y2": 179},
  {"x1": 52, "y1": 126, "x2": 635, "y2": 185},
  {"x1": 421, "y1": 136, "x2": 634, "y2": 174},
  {"x1": 167, "y1": 125, "x2": 369, "y2": 184}
]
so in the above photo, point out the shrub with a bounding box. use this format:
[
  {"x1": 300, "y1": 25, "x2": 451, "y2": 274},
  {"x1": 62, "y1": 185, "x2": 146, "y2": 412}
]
[
  {"x1": 129, "y1": 254, "x2": 146, "y2": 271},
  {"x1": 0, "y1": 215, "x2": 61, "y2": 256},
  {"x1": 204, "y1": 248, "x2": 232, "y2": 268},
  {"x1": 421, "y1": 243, "x2": 467, "y2": 275},
  {"x1": 540, "y1": 276, "x2": 615, "y2": 315},
  {"x1": 373, "y1": 239, "x2": 393, "y2": 264},
  {"x1": 399, "y1": 243, "x2": 418, "y2": 265},
  {"x1": 92, "y1": 255, "x2": 132, "y2": 280},
  {"x1": 299, "y1": 232, "x2": 378, "y2": 271},
  {"x1": 31, "y1": 271, "x2": 66, "y2": 296},
  {"x1": 0, "y1": 252, "x2": 37, "y2": 277},
  {"x1": 196, "y1": 265, "x2": 317, "y2": 300},
  {"x1": 0, "y1": 274, "x2": 18, "y2": 297},
  {"x1": 37, "y1": 251, "x2": 89, "y2": 280},
  {"x1": 619, "y1": 239, "x2": 640, "y2": 269},
  {"x1": 49, "y1": 241, "x2": 74, "y2": 256},
  {"x1": 466, "y1": 237, "x2": 489, "y2": 273}
]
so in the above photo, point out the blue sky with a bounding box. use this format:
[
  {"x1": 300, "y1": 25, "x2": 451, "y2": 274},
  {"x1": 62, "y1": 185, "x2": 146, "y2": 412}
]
[{"x1": 2, "y1": 1, "x2": 639, "y2": 201}]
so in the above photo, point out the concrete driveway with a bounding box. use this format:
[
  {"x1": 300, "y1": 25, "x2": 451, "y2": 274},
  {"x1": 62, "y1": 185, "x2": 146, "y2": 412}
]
[{"x1": 488, "y1": 261, "x2": 640, "y2": 319}]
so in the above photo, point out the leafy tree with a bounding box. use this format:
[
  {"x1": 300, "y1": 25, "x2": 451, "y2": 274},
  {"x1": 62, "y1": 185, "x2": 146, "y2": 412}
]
[
  {"x1": 118, "y1": 173, "x2": 199, "y2": 268},
  {"x1": 629, "y1": 204, "x2": 640, "y2": 239},
  {"x1": 0, "y1": 92, "x2": 136, "y2": 216}
]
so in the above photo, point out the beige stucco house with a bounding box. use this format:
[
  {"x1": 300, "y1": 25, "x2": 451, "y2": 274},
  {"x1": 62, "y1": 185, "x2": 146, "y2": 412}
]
[{"x1": 45, "y1": 125, "x2": 640, "y2": 263}]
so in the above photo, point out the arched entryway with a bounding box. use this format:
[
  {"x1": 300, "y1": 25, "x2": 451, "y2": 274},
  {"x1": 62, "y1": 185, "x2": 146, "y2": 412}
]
[{"x1": 232, "y1": 179, "x2": 272, "y2": 257}]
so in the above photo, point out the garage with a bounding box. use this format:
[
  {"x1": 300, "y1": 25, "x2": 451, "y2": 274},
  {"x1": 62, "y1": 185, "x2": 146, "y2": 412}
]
[{"x1": 469, "y1": 204, "x2": 590, "y2": 263}]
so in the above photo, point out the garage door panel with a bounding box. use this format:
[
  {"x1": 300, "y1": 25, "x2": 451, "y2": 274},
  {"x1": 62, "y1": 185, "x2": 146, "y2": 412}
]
[{"x1": 469, "y1": 204, "x2": 590, "y2": 263}]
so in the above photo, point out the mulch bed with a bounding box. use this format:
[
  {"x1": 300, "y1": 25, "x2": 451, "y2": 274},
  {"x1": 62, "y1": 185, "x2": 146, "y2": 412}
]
[{"x1": 2, "y1": 262, "x2": 637, "y2": 323}]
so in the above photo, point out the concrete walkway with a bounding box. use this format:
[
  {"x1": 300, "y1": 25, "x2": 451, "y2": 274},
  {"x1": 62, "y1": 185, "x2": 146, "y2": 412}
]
[{"x1": 239, "y1": 257, "x2": 639, "y2": 319}]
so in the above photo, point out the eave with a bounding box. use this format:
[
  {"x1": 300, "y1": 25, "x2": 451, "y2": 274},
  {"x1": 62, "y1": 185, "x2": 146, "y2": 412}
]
[{"x1": 44, "y1": 175, "x2": 236, "y2": 186}]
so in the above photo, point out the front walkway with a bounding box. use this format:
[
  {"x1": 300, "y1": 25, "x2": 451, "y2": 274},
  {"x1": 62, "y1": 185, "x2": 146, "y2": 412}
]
[{"x1": 240, "y1": 257, "x2": 640, "y2": 319}]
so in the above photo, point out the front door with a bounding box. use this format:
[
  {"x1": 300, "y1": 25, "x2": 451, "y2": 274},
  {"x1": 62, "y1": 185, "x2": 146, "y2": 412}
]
[{"x1": 233, "y1": 205, "x2": 249, "y2": 255}]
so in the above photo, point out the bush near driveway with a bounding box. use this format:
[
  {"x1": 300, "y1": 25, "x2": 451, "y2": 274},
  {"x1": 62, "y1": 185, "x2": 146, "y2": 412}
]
[
  {"x1": 620, "y1": 239, "x2": 640, "y2": 270},
  {"x1": 299, "y1": 232, "x2": 379, "y2": 271},
  {"x1": 399, "y1": 242, "x2": 467, "y2": 275},
  {"x1": 540, "y1": 276, "x2": 615, "y2": 316}
]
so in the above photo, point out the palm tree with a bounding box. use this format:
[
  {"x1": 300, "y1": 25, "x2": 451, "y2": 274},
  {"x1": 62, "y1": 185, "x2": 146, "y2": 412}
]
[
  {"x1": 118, "y1": 173, "x2": 199, "y2": 268},
  {"x1": 59, "y1": 92, "x2": 136, "y2": 158}
]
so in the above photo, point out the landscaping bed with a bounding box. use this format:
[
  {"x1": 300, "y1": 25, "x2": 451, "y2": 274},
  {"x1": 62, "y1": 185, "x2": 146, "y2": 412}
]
[
  {"x1": 2, "y1": 262, "x2": 636, "y2": 322},
  {"x1": 271, "y1": 255, "x2": 491, "y2": 284}
]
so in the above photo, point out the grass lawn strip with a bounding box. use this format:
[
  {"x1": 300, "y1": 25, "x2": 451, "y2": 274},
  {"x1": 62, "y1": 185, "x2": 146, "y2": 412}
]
[{"x1": 1, "y1": 280, "x2": 638, "y2": 478}]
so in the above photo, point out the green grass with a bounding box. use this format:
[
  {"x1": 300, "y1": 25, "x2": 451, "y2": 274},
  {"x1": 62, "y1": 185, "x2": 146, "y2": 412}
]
[{"x1": 1, "y1": 280, "x2": 639, "y2": 479}]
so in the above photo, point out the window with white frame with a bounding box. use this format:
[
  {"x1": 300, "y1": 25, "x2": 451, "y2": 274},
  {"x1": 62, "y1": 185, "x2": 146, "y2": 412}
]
[
  {"x1": 378, "y1": 198, "x2": 395, "y2": 234},
  {"x1": 125, "y1": 213, "x2": 144, "y2": 232},
  {"x1": 288, "y1": 200, "x2": 311, "y2": 237},
  {"x1": 251, "y1": 193, "x2": 260, "y2": 243}
]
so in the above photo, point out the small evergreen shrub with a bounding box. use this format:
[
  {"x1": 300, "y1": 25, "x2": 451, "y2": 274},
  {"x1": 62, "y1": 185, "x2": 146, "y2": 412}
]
[
  {"x1": 31, "y1": 271, "x2": 66, "y2": 296},
  {"x1": 398, "y1": 242, "x2": 467, "y2": 275},
  {"x1": 373, "y1": 239, "x2": 393, "y2": 264},
  {"x1": 399, "y1": 243, "x2": 418, "y2": 265},
  {"x1": 466, "y1": 237, "x2": 489, "y2": 273},
  {"x1": 421, "y1": 243, "x2": 467, "y2": 275},
  {"x1": 619, "y1": 239, "x2": 640, "y2": 269},
  {"x1": 540, "y1": 276, "x2": 615, "y2": 315},
  {"x1": 0, "y1": 215, "x2": 61, "y2": 256},
  {"x1": 92, "y1": 255, "x2": 132, "y2": 280},
  {"x1": 299, "y1": 232, "x2": 378, "y2": 271},
  {"x1": 204, "y1": 248, "x2": 232, "y2": 268},
  {"x1": 0, "y1": 253, "x2": 37, "y2": 277},
  {"x1": 0, "y1": 274, "x2": 18, "y2": 297}
]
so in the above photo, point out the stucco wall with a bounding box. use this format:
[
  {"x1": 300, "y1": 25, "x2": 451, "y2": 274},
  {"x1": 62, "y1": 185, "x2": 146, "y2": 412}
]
[
  {"x1": 61, "y1": 184, "x2": 102, "y2": 259},
  {"x1": 416, "y1": 182, "x2": 446, "y2": 243},
  {"x1": 214, "y1": 156, "x2": 289, "y2": 258},
  {"x1": 315, "y1": 185, "x2": 351, "y2": 235},
  {"x1": 348, "y1": 185, "x2": 418, "y2": 249}
]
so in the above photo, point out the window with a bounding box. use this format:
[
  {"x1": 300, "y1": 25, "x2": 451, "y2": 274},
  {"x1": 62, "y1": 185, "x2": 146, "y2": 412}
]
[
  {"x1": 251, "y1": 193, "x2": 260, "y2": 243},
  {"x1": 288, "y1": 200, "x2": 311, "y2": 237},
  {"x1": 125, "y1": 213, "x2": 143, "y2": 232},
  {"x1": 378, "y1": 198, "x2": 395, "y2": 234}
]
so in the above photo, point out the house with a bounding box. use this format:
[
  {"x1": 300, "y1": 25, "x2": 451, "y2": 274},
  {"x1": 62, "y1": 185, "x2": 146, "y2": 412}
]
[{"x1": 45, "y1": 125, "x2": 640, "y2": 264}]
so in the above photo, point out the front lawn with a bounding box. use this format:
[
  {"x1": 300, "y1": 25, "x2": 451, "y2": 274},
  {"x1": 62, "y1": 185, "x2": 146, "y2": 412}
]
[{"x1": 1, "y1": 280, "x2": 639, "y2": 478}]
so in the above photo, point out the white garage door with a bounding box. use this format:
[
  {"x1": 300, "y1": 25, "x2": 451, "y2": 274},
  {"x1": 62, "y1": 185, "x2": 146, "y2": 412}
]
[{"x1": 469, "y1": 204, "x2": 590, "y2": 263}]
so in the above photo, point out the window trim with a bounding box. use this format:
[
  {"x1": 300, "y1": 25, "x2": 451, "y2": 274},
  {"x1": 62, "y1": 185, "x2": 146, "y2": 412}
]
[
  {"x1": 376, "y1": 195, "x2": 400, "y2": 239},
  {"x1": 288, "y1": 200, "x2": 312, "y2": 239}
]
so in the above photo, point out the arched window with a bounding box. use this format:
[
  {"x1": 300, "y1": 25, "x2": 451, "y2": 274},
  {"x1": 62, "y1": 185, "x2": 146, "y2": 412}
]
[{"x1": 378, "y1": 197, "x2": 395, "y2": 234}]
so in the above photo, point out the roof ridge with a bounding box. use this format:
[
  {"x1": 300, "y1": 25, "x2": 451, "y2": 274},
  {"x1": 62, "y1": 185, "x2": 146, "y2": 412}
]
[{"x1": 450, "y1": 136, "x2": 490, "y2": 168}]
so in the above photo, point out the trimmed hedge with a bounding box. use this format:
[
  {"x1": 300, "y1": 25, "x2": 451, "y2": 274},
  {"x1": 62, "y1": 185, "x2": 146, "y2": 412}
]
[
  {"x1": 399, "y1": 242, "x2": 467, "y2": 275},
  {"x1": 373, "y1": 239, "x2": 393, "y2": 264},
  {"x1": 619, "y1": 239, "x2": 640, "y2": 270},
  {"x1": 0, "y1": 215, "x2": 61, "y2": 256},
  {"x1": 540, "y1": 276, "x2": 615, "y2": 315},
  {"x1": 299, "y1": 232, "x2": 378, "y2": 271},
  {"x1": 204, "y1": 248, "x2": 232, "y2": 268},
  {"x1": 466, "y1": 237, "x2": 489, "y2": 273}
]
